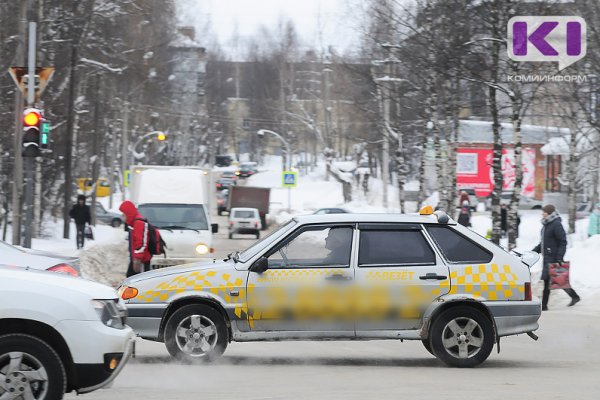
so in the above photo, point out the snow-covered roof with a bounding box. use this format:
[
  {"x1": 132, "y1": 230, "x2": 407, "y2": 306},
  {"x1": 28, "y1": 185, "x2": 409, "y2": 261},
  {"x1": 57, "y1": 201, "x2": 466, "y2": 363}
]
[
  {"x1": 458, "y1": 120, "x2": 569, "y2": 144},
  {"x1": 541, "y1": 135, "x2": 595, "y2": 155}
]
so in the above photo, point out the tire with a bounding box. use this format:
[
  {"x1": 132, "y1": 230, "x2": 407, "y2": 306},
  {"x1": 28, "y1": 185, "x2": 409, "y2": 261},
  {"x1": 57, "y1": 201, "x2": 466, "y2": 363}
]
[
  {"x1": 164, "y1": 304, "x2": 228, "y2": 363},
  {"x1": 218, "y1": 210, "x2": 222, "y2": 216},
  {"x1": 228, "y1": 232, "x2": 233, "y2": 239},
  {"x1": 0, "y1": 333, "x2": 66, "y2": 400},
  {"x1": 429, "y1": 306, "x2": 494, "y2": 368},
  {"x1": 111, "y1": 218, "x2": 122, "y2": 228},
  {"x1": 421, "y1": 339, "x2": 434, "y2": 355}
]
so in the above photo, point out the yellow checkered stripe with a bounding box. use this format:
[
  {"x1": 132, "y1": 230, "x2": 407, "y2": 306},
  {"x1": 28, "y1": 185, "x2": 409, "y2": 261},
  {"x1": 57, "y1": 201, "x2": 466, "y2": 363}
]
[
  {"x1": 445, "y1": 264, "x2": 524, "y2": 301},
  {"x1": 262, "y1": 268, "x2": 345, "y2": 277},
  {"x1": 136, "y1": 270, "x2": 246, "y2": 305}
]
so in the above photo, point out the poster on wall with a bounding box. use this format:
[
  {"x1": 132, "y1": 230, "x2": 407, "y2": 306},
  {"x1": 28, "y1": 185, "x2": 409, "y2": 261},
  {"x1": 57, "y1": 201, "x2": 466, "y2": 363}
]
[{"x1": 456, "y1": 148, "x2": 536, "y2": 198}]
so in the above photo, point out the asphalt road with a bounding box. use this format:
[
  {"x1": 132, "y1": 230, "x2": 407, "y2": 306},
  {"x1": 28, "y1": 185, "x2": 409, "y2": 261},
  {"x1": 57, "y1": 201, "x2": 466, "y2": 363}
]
[{"x1": 68, "y1": 222, "x2": 600, "y2": 400}]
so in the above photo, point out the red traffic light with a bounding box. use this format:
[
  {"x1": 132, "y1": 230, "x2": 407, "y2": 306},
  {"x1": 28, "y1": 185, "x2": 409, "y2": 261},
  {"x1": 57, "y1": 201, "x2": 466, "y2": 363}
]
[{"x1": 23, "y1": 109, "x2": 41, "y2": 127}]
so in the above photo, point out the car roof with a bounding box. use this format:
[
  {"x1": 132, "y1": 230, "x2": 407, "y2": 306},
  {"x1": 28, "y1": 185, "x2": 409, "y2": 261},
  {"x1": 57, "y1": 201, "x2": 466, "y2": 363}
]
[{"x1": 294, "y1": 213, "x2": 454, "y2": 225}]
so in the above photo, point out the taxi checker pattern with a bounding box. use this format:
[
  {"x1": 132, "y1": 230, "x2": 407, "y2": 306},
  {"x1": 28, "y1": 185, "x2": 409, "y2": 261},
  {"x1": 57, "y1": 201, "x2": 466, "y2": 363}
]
[
  {"x1": 445, "y1": 263, "x2": 524, "y2": 301},
  {"x1": 133, "y1": 263, "x2": 523, "y2": 320}
]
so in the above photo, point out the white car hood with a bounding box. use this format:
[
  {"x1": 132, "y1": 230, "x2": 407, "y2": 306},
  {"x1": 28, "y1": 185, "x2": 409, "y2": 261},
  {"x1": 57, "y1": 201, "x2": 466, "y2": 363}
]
[{"x1": 0, "y1": 265, "x2": 117, "y2": 299}]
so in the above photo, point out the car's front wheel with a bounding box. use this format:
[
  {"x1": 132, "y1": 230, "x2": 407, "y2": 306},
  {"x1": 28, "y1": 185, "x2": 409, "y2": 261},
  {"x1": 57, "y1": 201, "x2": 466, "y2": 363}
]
[
  {"x1": 164, "y1": 304, "x2": 228, "y2": 363},
  {"x1": 111, "y1": 218, "x2": 122, "y2": 228},
  {"x1": 0, "y1": 334, "x2": 66, "y2": 400},
  {"x1": 429, "y1": 306, "x2": 494, "y2": 367}
]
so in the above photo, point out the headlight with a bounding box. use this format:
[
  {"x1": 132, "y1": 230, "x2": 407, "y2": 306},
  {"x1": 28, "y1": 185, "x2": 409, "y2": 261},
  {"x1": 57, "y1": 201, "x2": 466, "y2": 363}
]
[
  {"x1": 91, "y1": 299, "x2": 127, "y2": 329},
  {"x1": 195, "y1": 243, "x2": 209, "y2": 255}
]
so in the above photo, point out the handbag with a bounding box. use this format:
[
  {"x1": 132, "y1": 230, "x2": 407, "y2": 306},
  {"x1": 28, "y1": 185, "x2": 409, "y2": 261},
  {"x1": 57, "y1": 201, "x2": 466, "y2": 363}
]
[
  {"x1": 84, "y1": 225, "x2": 94, "y2": 240},
  {"x1": 549, "y1": 261, "x2": 571, "y2": 289}
]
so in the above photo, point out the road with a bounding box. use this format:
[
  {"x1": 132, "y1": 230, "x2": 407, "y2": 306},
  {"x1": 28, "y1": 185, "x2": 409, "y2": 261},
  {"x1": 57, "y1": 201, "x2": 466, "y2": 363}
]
[{"x1": 68, "y1": 219, "x2": 600, "y2": 400}]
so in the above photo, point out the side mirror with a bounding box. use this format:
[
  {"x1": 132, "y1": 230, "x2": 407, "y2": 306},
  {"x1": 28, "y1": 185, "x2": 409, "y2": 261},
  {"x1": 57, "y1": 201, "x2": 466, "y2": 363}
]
[
  {"x1": 211, "y1": 223, "x2": 219, "y2": 234},
  {"x1": 249, "y1": 257, "x2": 269, "y2": 274}
]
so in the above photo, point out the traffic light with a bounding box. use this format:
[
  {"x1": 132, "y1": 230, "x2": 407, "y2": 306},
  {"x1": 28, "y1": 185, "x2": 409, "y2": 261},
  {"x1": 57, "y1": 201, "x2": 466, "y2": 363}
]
[
  {"x1": 40, "y1": 120, "x2": 50, "y2": 149},
  {"x1": 22, "y1": 108, "x2": 42, "y2": 157}
]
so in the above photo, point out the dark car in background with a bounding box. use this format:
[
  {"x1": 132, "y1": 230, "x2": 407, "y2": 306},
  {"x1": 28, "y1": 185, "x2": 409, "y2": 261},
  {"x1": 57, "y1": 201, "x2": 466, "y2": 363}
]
[
  {"x1": 217, "y1": 189, "x2": 229, "y2": 216},
  {"x1": 95, "y1": 202, "x2": 123, "y2": 227},
  {"x1": 216, "y1": 177, "x2": 236, "y2": 191},
  {"x1": 237, "y1": 162, "x2": 259, "y2": 178}
]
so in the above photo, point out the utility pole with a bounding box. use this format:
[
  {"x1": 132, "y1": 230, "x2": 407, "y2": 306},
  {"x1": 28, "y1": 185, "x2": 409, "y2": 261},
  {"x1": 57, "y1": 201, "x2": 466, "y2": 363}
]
[
  {"x1": 11, "y1": 0, "x2": 28, "y2": 245},
  {"x1": 22, "y1": 20, "x2": 38, "y2": 248},
  {"x1": 121, "y1": 101, "x2": 129, "y2": 201}
]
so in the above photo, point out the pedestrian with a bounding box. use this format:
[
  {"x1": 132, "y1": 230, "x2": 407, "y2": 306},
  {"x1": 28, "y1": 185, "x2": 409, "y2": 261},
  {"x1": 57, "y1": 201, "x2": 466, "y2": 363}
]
[
  {"x1": 119, "y1": 200, "x2": 152, "y2": 277},
  {"x1": 500, "y1": 203, "x2": 521, "y2": 238},
  {"x1": 587, "y1": 203, "x2": 600, "y2": 237},
  {"x1": 457, "y1": 200, "x2": 471, "y2": 227},
  {"x1": 69, "y1": 194, "x2": 91, "y2": 249},
  {"x1": 532, "y1": 204, "x2": 580, "y2": 310},
  {"x1": 459, "y1": 190, "x2": 469, "y2": 208}
]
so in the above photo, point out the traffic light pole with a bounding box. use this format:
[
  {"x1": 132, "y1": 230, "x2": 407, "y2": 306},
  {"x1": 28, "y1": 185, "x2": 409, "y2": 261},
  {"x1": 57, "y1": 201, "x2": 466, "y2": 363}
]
[{"x1": 22, "y1": 21, "x2": 37, "y2": 248}]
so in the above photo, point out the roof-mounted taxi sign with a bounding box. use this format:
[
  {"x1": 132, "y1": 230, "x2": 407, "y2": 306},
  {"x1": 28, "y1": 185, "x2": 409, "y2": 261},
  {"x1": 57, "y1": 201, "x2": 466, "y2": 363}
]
[{"x1": 419, "y1": 205, "x2": 450, "y2": 224}]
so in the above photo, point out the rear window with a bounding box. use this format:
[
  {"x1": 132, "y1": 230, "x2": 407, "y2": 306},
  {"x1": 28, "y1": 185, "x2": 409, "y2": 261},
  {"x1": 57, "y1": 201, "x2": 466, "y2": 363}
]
[
  {"x1": 426, "y1": 226, "x2": 492, "y2": 263},
  {"x1": 233, "y1": 210, "x2": 256, "y2": 218},
  {"x1": 359, "y1": 229, "x2": 436, "y2": 266}
]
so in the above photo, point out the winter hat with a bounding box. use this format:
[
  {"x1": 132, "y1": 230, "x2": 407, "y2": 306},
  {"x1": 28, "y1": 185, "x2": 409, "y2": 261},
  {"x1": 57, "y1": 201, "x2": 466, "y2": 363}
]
[
  {"x1": 542, "y1": 204, "x2": 556, "y2": 214},
  {"x1": 77, "y1": 194, "x2": 86, "y2": 202}
]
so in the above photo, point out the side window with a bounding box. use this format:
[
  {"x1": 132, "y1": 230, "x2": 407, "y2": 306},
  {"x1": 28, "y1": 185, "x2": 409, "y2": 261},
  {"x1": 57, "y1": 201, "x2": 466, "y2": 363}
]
[
  {"x1": 426, "y1": 226, "x2": 492, "y2": 263},
  {"x1": 358, "y1": 229, "x2": 436, "y2": 266},
  {"x1": 267, "y1": 226, "x2": 353, "y2": 268}
]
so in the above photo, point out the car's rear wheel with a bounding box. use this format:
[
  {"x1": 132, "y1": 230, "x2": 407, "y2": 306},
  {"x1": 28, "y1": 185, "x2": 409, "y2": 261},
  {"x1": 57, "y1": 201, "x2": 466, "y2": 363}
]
[
  {"x1": 228, "y1": 232, "x2": 233, "y2": 239},
  {"x1": 111, "y1": 218, "x2": 122, "y2": 228},
  {"x1": 164, "y1": 304, "x2": 228, "y2": 363},
  {"x1": 0, "y1": 334, "x2": 66, "y2": 400},
  {"x1": 429, "y1": 306, "x2": 494, "y2": 367}
]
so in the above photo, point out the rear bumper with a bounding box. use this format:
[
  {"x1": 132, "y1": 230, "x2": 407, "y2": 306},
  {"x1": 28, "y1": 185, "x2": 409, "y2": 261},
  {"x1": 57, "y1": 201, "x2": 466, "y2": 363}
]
[
  {"x1": 231, "y1": 227, "x2": 260, "y2": 234},
  {"x1": 484, "y1": 300, "x2": 542, "y2": 337}
]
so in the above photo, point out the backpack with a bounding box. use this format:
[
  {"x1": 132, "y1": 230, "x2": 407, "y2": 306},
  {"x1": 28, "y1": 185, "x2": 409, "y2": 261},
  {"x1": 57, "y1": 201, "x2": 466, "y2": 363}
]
[{"x1": 135, "y1": 218, "x2": 167, "y2": 257}]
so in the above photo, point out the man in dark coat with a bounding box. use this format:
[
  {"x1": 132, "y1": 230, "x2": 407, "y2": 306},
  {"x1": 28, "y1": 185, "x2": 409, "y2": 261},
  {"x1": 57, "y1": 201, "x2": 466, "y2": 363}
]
[
  {"x1": 69, "y1": 194, "x2": 91, "y2": 249},
  {"x1": 532, "y1": 204, "x2": 580, "y2": 310}
]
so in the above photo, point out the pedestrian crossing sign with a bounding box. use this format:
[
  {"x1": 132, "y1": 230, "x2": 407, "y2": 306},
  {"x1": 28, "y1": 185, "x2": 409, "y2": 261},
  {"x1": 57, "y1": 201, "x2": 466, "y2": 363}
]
[{"x1": 282, "y1": 171, "x2": 298, "y2": 188}]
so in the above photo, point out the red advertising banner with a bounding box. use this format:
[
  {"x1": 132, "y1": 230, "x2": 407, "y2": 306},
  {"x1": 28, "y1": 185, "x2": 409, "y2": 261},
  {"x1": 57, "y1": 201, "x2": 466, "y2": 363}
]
[{"x1": 456, "y1": 148, "x2": 536, "y2": 198}]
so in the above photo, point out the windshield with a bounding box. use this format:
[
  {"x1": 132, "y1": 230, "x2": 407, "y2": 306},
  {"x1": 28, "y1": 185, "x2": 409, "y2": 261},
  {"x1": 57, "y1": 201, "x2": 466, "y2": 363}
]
[
  {"x1": 239, "y1": 219, "x2": 296, "y2": 262},
  {"x1": 233, "y1": 210, "x2": 256, "y2": 218},
  {"x1": 138, "y1": 204, "x2": 208, "y2": 231}
]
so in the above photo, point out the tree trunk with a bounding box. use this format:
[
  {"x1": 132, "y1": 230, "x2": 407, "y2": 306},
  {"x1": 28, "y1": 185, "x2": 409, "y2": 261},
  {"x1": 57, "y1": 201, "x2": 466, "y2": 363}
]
[
  {"x1": 567, "y1": 127, "x2": 577, "y2": 234},
  {"x1": 508, "y1": 96, "x2": 523, "y2": 250}
]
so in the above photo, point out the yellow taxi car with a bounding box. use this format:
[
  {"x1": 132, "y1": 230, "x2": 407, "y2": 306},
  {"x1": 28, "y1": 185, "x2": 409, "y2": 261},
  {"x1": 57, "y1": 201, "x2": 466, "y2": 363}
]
[{"x1": 119, "y1": 208, "x2": 541, "y2": 367}]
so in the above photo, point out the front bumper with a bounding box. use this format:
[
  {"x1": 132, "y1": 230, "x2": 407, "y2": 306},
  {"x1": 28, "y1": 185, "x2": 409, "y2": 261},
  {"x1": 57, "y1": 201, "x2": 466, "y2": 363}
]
[
  {"x1": 76, "y1": 336, "x2": 135, "y2": 394},
  {"x1": 484, "y1": 300, "x2": 542, "y2": 337}
]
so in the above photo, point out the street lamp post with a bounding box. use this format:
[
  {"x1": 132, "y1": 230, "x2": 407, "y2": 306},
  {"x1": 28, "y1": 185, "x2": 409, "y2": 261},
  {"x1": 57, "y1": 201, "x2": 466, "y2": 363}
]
[
  {"x1": 257, "y1": 129, "x2": 292, "y2": 212},
  {"x1": 130, "y1": 130, "x2": 167, "y2": 166}
]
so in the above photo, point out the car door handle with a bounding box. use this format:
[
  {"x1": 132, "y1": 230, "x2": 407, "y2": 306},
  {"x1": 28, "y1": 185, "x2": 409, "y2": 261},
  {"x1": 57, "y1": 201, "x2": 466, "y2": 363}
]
[
  {"x1": 325, "y1": 274, "x2": 352, "y2": 281},
  {"x1": 419, "y1": 273, "x2": 447, "y2": 280}
]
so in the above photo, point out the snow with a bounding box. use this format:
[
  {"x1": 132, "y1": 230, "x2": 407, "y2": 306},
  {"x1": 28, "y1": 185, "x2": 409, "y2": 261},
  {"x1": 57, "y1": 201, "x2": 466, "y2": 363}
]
[
  {"x1": 132, "y1": 168, "x2": 208, "y2": 205},
  {"x1": 540, "y1": 135, "x2": 594, "y2": 155}
]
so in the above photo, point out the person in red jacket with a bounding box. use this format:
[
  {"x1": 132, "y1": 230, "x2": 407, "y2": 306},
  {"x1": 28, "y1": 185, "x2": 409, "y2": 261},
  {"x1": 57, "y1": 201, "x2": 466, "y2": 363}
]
[{"x1": 119, "y1": 200, "x2": 152, "y2": 277}]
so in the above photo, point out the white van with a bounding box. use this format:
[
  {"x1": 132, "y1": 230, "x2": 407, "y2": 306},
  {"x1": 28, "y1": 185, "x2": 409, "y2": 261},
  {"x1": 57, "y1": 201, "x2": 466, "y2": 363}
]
[{"x1": 130, "y1": 166, "x2": 218, "y2": 269}]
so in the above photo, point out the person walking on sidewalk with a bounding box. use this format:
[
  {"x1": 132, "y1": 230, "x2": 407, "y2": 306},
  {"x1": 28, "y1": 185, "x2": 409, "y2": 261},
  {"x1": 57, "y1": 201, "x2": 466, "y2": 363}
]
[
  {"x1": 119, "y1": 200, "x2": 152, "y2": 277},
  {"x1": 69, "y1": 194, "x2": 91, "y2": 249},
  {"x1": 532, "y1": 204, "x2": 581, "y2": 311}
]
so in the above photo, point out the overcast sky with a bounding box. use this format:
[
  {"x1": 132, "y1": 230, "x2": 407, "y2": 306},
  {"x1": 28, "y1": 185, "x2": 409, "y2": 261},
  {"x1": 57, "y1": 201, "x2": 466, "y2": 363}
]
[{"x1": 177, "y1": 0, "x2": 361, "y2": 56}]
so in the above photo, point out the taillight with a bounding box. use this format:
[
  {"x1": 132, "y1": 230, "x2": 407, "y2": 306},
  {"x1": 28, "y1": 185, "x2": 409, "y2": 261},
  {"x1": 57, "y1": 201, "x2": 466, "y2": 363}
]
[
  {"x1": 524, "y1": 282, "x2": 532, "y2": 301},
  {"x1": 229, "y1": 221, "x2": 234, "y2": 226},
  {"x1": 47, "y1": 264, "x2": 79, "y2": 277},
  {"x1": 210, "y1": 247, "x2": 214, "y2": 253}
]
